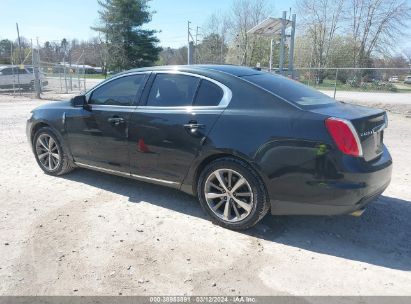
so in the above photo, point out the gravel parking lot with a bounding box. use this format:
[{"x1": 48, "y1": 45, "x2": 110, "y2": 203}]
[{"x1": 0, "y1": 93, "x2": 410, "y2": 296}]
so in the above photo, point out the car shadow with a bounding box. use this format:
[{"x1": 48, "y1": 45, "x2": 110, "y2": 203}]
[{"x1": 64, "y1": 168, "x2": 411, "y2": 271}]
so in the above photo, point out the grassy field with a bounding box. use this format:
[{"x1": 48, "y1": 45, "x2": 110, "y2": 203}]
[{"x1": 83, "y1": 74, "x2": 107, "y2": 80}]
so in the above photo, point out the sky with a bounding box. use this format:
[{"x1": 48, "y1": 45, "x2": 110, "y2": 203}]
[
  {"x1": 0, "y1": 0, "x2": 410, "y2": 50},
  {"x1": 0, "y1": 0, "x2": 294, "y2": 47}
]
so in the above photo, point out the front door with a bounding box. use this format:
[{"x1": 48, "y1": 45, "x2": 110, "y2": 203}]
[
  {"x1": 128, "y1": 72, "x2": 228, "y2": 184},
  {"x1": 0, "y1": 67, "x2": 14, "y2": 88},
  {"x1": 65, "y1": 73, "x2": 149, "y2": 173}
]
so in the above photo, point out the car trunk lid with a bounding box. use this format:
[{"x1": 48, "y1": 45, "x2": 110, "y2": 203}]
[{"x1": 311, "y1": 102, "x2": 387, "y2": 162}]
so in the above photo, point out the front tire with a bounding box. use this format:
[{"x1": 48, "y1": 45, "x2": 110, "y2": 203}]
[
  {"x1": 197, "y1": 157, "x2": 270, "y2": 230},
  {"x1": 33, "y1": 127, "x2": 75, "y2": 176}
]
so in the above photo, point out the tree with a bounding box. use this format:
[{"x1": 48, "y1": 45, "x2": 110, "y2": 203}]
[
  {"x1": 297, "y1": 0, "x2": 345, "y2": 82},
  {"x1": 403, "y1": 47, "x2": 411, "y2": 64},
  {"x1": 0, "y1": 39, "x2": 13, "y2": 64},
  {"x1": 196, "y1": 33, "x2": 229, "y2": 64},
  {"x1": 92, "y1": 0, "x2": 161, "y2": 71},
  {"x1": 227, "y1": 0, "x2": 271, "y2": 66},
  {"x1": 157, "y1": 47, "x2": 187, "y2": 65},
  {"x1": 349, "y1": 0, "x2": 411, "y2": 68},
  {"x1": 196, "y1": 13, "x2": 230, "y2": 64}
]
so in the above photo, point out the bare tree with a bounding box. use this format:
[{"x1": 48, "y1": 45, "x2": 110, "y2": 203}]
[
  {"x1": 227, "y1": 0, "x2": 271, "y2": 66},
  {"x1": 197, "y1": 13, "x2": 230, "y2": 64},
  {"x1": 297, "y1": 0, "x2": 345, "y2": 74},
  {"x1": 349, "y1": 0, "x2": 411, "y2": 68},
  {"x1": 403, "y1": 47, "x2": 411, "y2": 64}
]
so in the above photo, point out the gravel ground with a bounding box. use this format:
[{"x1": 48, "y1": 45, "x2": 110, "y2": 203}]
[
  {"x1": 0, "y1": 93, "x2": 410, "y2": 296},
  {"x1": 322, "y1": 91, "x2": 411, "y2": 116}
]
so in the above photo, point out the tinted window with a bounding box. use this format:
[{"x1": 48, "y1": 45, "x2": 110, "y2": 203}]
[
  {"x1": 147, "y1": 74, "x2": 200, "y2": 107},
  {"x1": 242, "y1": 73, "x2": 337, "y2": 108},
  {"x1": 194, "y1": 80, "x2": 224, "y2": 106},
  {"x1": 1, "y1": 68, "x2": 14, "y2": 75},
  {"x1": 89, "y1": 74, "x2": 145, "y2": 106},
  {"x1": 17, "y1": 68, "x2": 28, "y2": 74}
]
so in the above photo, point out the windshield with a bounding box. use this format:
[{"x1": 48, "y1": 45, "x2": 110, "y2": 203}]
[{"x1": 242, "y1": 73, "x2": 337, "y2": 108}]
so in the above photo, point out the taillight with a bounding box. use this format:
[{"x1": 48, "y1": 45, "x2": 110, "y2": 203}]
[{"x1": 325, "y1": 117, "x2": 363, "y2": 157}]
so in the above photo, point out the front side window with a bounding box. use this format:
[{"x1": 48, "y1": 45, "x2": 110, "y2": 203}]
[
  {"x1": 89, "y1": 74, "x2": 146, "y2": 106},
  {"x1": 146, "y1": 74, "x2": 200, "y2": 107}
]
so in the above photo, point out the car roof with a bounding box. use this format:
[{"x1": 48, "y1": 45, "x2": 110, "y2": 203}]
[{"x1": 125, "y1": 64, "x2": 265, "y2": 78}]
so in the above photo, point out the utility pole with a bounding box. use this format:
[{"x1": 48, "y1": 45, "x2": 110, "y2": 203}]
[
  {"x1": 195, "y1": 26, "x2": 201, "y2": 64},
  {"x1": 288, "y1": 14, "x2": 297, "y2": 79},
  {"x1": 16, "y1": 23, "x2": 23, "y2": 94},
  {"x1": 16, "y1": 23, "x2": 23, "y2": 64},
  {"x1": 220, "y1": 39, "x2": 224, "y2": 64},
  {"x1": 279, "y1": 11, "x2": 287, "y2": 75},
  {"x1": 31, "y1": 39, "x2": 41, "y2": 99},
  {"x1": 269, "y1": 39, "x2": 274, "y2": 72},
  {"x1": 10, "y1": 41, "x2": 16, "y2": 95},
  {"x1": 187, "y1": 21, "x2": 192, "y2": 65}
]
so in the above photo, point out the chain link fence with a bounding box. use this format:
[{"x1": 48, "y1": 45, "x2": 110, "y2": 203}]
[
  {"x1": 261, "y1": 67, "x2": 411, "y2": 98},
  {"x1": 0, "y1": 40, "x2": 105, "y2": 100}
]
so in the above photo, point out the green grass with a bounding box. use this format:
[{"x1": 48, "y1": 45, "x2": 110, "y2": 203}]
[
  {"x1": 83, "y1": 74, "x2": 107, "y2": 80},
  {"x1": 44, "y1": 73, "x2": 107, "y2": 80}
]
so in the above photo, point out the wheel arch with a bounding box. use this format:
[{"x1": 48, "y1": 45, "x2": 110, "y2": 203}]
[
  {"x1": 188, "y1": 151, "x2": 269, "y2": 199},
  {"x1": 30, "y1": 121, "x2": 74, "y2": 162},
  {"x1": 30, "y1": 121, "x2": 50, "y2": 144}
]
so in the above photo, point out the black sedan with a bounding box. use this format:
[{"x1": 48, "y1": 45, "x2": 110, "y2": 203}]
[{"x1": 27, "y1": 65, "x2": 392, "y2": 230}]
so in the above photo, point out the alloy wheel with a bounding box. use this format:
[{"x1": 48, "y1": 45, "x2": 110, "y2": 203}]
[
  {"x1": 35, "y1": 134, "x2": 60, "y2": 171},
  {"x1": 204, "y1": 169, "x2": 254, "y2": 223}
]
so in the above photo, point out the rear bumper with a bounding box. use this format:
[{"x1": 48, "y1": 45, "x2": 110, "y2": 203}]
[
  {"x1": 269, "y1": 147, "x2": 393, "y2": 216},
  {"x1": 270, "y1": 180, "x2": 390, "y2": 215}
]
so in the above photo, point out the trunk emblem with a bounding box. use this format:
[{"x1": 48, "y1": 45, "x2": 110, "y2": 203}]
[
  {"x1": 360, "y1": 130, "x2": 375, "y2": 137},
  {"x1": 360, "y1": 122, "x2": 387, "y2": 138}
]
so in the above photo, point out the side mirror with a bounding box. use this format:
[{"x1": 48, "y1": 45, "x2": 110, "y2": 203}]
[{"x1": 71, "y1": 95, "x2": 88, "y2": 108}]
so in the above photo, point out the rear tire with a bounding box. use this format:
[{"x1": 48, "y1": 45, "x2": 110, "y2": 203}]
[
  {"x1": 33, "y1": 127, "x2": 75, "y2": 176},
  {"x1": 197, "y1": 157, "x2": 270, "y2": 230}
]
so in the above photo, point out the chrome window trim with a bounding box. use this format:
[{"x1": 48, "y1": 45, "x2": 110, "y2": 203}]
[
  {"x1": 85, "y1": 71, "x2": 151, "y2": 104},
  {"x1": 140, "y1": 70, "x2": 232, "y2": 110},
  {"x1": 90, "y1": 104, "x2": 137, "y2": 110},
  {"x1": 75, "y1": 162, "x2": 179, "y2": 186}
]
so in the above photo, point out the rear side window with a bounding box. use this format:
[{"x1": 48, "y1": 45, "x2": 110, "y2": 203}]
[
  {"x1": 89, "y1": 74, "x2": 146, "y2": 106},
  {"x1": 147, "y1": 74, "x2": 200, "y2": 107},
  {"x1": 194, "y1": 80, "x2": 224, "y2": 107},
  {"x1": 242, "y1": 73, "x2": 337, "y2": 108}
]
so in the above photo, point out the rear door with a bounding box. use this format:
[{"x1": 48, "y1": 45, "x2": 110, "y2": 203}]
[
  {"x1": 65, "y1": 73, "x2": 149, "y2": 172},
  {"x1": 128, "y1": 72, "x2": 231, "y2": 184},
  {"x1": 17, "y1": 67, "x2": 33, "y2": 86}
]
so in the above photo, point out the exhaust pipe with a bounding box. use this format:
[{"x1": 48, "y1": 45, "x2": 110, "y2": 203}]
[{"x1": 351, "y1": 208, "x2": 366, "y2": 217}]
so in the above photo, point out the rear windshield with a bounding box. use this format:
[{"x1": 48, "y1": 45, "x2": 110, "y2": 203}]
[{"x1": 242, "y1": 73, "x2": 337, "y2": 108}]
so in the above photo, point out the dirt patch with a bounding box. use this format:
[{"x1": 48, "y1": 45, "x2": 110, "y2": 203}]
[{"x1": 0, "y1": 94, "x2": 410, "y2": 296}]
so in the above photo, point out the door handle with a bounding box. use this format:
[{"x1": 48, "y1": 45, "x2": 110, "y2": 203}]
[
  {"x1": 184, "y1": 121, "x2": 205, "y2": 130},
  {"x1": 108, "y1": 117, "x2": 125, "y2": 126}
]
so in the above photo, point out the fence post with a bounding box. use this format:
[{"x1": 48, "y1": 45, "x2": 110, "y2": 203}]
[{"x1": 333, "y1": 68, "x2": 339, "y2": 100}]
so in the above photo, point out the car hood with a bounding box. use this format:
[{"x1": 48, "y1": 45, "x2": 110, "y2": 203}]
[{"x1": 34, "y1": 100, "x2": 72, "y2": 111}]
